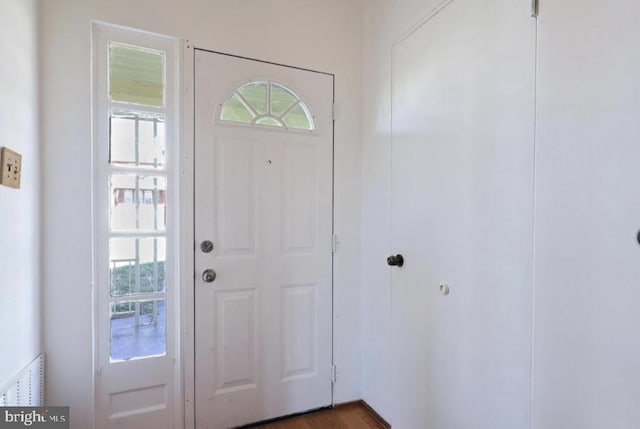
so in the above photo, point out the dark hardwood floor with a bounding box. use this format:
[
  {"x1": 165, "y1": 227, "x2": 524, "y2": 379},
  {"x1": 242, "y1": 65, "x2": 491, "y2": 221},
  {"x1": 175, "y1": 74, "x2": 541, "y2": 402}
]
[{"x1": 249, "y1": 402, "x2": 389, "y2": 429}]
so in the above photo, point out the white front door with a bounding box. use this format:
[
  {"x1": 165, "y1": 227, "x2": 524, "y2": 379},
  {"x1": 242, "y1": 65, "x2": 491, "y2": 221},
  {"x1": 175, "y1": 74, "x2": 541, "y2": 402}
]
[
  {"x1": 390, "y1": 1, "x2": 536, "y2": 428},
  {"x1": 194, "y1": 50, "x2": 334, "y2": 428}
]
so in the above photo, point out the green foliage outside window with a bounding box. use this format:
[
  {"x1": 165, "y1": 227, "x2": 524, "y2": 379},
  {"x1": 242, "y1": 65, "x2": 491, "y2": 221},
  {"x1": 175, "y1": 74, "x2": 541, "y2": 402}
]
[{"x1": 111, "y1": 261, "x2": 166, "y2": 299}]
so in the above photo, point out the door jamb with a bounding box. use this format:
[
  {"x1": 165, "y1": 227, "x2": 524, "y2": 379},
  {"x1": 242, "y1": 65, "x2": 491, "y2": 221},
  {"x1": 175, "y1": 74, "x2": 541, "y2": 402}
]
[{"x1": 180, "y1": 39, "x2": 196, "y2": 429}]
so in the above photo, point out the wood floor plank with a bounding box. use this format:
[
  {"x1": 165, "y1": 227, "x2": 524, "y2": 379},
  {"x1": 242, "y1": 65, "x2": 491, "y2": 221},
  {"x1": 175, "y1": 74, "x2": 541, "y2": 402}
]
[
  {"x1": 336, "y1": 407, "x2": 373, "y2": 428},
  {"x1": 352, "y1": 404, "x2": 386, "y2": 428},
  {"x1": 251, "y1": 402, "x2": 386, "y2": 429}
]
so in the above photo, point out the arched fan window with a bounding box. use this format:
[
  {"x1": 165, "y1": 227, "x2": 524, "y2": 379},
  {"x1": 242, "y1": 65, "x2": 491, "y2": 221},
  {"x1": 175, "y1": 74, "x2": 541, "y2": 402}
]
[{"x1": 219, "y1": 81, "x2": 315, "y2": 131}]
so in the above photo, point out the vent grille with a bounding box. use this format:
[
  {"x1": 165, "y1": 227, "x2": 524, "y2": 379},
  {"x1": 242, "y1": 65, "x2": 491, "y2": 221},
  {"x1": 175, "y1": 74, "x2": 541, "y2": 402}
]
[{"x1": 0, "y1": 354, "x2": 45, "y2": 406}]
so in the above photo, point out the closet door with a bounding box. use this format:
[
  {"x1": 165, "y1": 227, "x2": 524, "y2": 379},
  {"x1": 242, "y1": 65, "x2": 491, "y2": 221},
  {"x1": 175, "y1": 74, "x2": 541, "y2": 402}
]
[
  {"x1": 534, "y1": 1, "x2": 640, "y2": 427},
  {"x1": 390, "y1": 1, "x2": 536, "y2": 427}
]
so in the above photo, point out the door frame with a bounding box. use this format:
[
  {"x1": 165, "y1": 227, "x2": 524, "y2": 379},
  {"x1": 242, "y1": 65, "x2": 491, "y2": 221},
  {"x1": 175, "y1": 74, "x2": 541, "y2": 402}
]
[{"x1": 180, "y1": 43, "x2": 336, "y2": 428}]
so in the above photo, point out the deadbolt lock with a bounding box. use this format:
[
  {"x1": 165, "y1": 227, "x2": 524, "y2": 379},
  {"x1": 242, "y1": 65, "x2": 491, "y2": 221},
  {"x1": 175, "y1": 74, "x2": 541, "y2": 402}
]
[{"x1": 201, "y1": 240, "x2": 214, "y2": 253}]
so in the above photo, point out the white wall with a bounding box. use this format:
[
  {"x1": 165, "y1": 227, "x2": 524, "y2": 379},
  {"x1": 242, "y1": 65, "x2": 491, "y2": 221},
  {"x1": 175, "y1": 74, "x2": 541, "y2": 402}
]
[
  {"x1": 0, "y1": 0, "x2": 41, "y2": 390},
  {"x1": 360, "y1": 0, "x2": 445, "y2": 421},
  {"x1": 39, "y1": 1, "x2": 362, "y2": 427}
]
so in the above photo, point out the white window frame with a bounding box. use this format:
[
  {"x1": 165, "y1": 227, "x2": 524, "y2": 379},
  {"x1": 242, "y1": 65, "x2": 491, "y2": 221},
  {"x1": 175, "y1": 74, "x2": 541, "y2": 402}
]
[
  {"x1": 217, "y1": 79, "x2": 317, "y2": 133},
  {"x1": 92, "y1": 22, "x2": 182, "y2": 429}
]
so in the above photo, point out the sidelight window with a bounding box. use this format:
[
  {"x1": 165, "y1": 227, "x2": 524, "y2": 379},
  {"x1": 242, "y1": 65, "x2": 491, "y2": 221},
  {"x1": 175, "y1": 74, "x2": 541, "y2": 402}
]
[
  {"x1": 104, "y1": 41, "x2": 171, "y2": 362},
  {"x1": 93, "y1": 24, "x2": 179, "y2": 427}
]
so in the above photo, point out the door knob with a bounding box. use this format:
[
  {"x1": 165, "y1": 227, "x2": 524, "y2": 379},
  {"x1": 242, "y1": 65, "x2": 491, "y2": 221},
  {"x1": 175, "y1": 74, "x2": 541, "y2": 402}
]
[
  {"x1": 387, "y1": 254, "x2": 404, "y2": 267},
  {"x1": 202, "y1": 269, "x2": 217, "y2": 283}
]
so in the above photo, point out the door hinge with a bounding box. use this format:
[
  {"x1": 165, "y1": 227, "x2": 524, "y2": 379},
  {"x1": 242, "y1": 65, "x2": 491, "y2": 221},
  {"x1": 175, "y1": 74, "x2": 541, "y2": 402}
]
[
  {"x1": 332, "y1": 102, "x2": 336, "y2": 121},
  {"x1": 331, "y1": 365, "x2": 337, "y2": 384},
  {"x1": 531, "y1": 0, "x2": 539, "y2": 18},
  {"x1": 332, "y1": 234, "x2": 339, "y2": 253}
]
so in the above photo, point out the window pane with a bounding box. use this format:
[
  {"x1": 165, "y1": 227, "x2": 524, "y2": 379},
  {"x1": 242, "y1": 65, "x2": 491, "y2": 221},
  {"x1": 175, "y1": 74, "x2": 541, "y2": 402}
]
[
  {"x1": 110, "y1": 174, "x2": 167, "y2": 231},
  {"x1": 220, "y1": 81, "x2": 315, "y2": 131},
  {"x1": 237, "y1": 82, "x2": 267, "y2": 114},
  {"x1": 256, "y1": 117, "x2": 282, "y2": 127},
  {"x1": 110, "y1": 299, "x2": 166, "y2": 361},
  {"x1": 110, "y1": 237, "x2": 166, "y2": 297},
  {"x1": 220, "y1": 93, "x2": 254, "y2": 123},
  {"x1": 283, "y1": 103, "x2": 313, "y2": 130},
  {"x1": 110, "y1": 110, "x2": 166, "y2": 169},
  {"x1": 271, "y1": 84, "x2": 297, "y2": 116},
  {"x1": 109, "y1": 43, "x2": 165, "y2": 107}
]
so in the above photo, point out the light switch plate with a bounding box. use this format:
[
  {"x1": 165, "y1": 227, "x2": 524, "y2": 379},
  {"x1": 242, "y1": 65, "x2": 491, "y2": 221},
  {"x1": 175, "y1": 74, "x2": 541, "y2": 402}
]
[{"x1": 1, "y1": 147, "x2": 22, "y2": 189}]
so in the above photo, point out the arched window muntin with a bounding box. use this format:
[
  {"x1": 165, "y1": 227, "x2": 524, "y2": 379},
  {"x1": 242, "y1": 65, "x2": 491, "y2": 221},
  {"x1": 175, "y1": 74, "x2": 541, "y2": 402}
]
[{"x1": 218, "y1": 79, "x2": 316, "y2": 133}]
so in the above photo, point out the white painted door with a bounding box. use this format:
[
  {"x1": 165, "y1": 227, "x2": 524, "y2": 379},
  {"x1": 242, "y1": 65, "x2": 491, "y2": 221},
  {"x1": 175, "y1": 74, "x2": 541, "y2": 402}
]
[
  {"x1": 194, "y1": 50, "x2": 334, "y2": 429},
  {"x1": 533, "y1": 1, "x2": 640, "y2": 427},
  {"x1": 390, "y1": 1, "x2": 536, "y2": 428}
]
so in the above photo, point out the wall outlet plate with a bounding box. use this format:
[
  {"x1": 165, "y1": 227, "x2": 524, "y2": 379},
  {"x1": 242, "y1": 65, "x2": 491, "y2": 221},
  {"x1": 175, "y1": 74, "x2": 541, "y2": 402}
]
[{"x1": 1, "y1": 147, "x2": 22, "y2": 189}]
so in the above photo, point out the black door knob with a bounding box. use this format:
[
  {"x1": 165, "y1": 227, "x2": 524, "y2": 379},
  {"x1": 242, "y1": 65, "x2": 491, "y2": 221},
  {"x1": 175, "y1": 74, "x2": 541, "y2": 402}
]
[{"x1": 387, "y1": 254, "x2": 404, "y2": 267}]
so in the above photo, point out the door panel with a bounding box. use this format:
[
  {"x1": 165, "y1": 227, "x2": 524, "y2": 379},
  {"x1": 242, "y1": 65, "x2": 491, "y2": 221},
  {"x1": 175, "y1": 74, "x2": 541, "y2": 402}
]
[
  {"x1": 282, "y1": 284, "x2": 317, "y2": 378},
  {"x1": 282, "y1": 144, "x2": 317, "y2": 253},
  {"x1": 194, "y1": 50, "x2": 333, "y2": 428},
  {"x1": 217, "y1": 139, "x2": 256, "y2": 256},
  {"x1": 390, "y1": 1, "x2": 535, "y2": 428},
  {"x1": 533, "y1": 1, "x2": 640, "y2": 427},
  {"x1": 214, "y1": 289, "x2": 257, "y2": 393}
]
